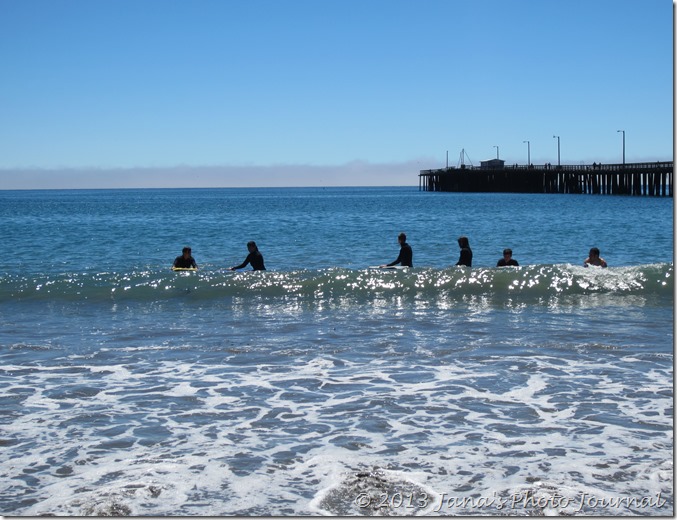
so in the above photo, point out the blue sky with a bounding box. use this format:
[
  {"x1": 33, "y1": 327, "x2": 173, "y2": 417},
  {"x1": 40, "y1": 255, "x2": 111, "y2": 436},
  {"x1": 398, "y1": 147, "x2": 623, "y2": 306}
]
[{"x1": 0, "y1": 0, "x2": 673, "y2": 188}]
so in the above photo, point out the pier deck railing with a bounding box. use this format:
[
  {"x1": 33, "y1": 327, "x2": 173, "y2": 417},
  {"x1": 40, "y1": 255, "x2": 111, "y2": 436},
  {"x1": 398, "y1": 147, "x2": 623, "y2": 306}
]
[{"x1": 419, "y1": 161, "x2": 673, "y2": 197}]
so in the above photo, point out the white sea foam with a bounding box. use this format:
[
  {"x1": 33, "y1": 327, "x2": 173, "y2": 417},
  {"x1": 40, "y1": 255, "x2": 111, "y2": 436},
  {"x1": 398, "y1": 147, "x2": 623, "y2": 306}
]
[{"x1": 1, "y1": 340, "x2": 672, "y2": 516}]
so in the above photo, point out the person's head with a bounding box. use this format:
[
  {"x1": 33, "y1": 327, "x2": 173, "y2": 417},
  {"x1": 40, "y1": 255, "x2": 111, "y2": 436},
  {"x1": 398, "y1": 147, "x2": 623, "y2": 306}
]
[
  {"x1": 398, "y1": 232, "x2": 407, "y2": 244},
  {"x1": 589, "y1": 247, "x2": 601, "y2": 258},
  {"x1": 503, "y1": 248, "x2": 513, "y2": 258},
  {"x1": 182, "y1": 247, "x2": 192, "y2": 258},
  {"x1": 247, "y1": 241, "x2": 258, "y2": 252},
  {"x1": 458, "y1": 236, "x2": 469, "y2": 248}
]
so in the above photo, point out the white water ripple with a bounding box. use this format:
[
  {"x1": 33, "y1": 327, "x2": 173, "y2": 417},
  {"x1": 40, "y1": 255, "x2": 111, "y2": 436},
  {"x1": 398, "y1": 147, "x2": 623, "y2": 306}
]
[{"x1": 1, "y1": 345, "x2": 672, "y2": 516}]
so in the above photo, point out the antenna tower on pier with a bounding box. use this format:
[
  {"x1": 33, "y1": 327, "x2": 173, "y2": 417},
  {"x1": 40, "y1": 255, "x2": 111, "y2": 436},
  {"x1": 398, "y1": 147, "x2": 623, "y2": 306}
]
[{"x1": 457, "y1": 149, "x2": 474, "y2": 168}]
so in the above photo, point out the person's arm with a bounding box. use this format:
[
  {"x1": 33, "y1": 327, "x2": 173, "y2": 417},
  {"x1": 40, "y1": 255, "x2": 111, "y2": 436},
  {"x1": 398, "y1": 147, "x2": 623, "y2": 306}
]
[
  {"x1": 230, "y1": 253, "x2": 251, "y2": 270},
  {"x1": 386, "y1": 251, "x2": 402, "y2": 267}
]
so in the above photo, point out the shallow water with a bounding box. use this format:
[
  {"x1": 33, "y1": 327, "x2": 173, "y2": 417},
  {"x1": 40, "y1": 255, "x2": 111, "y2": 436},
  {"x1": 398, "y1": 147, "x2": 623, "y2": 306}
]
[{"x1": 0, "y1": 187, "x2": 673, "y2": 515}]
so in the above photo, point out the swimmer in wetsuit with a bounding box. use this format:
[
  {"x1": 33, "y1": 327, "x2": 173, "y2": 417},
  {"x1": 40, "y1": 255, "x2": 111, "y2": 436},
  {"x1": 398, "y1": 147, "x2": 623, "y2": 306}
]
[
  {"x1": 380, "y1": 232, "x2": 413, "y2": 267},
  {"x1": 456, "y1": 236, "x2": 472, "y2": 267},
  {"x1": 173, "y1": 247, "x2": 198, "y2": 269},
  {"x1": 230, "y1": 241, "x2": 266, "y2": 271},
  {"x1": 496, "y1": 248, "x2": 519, "y2": 267}
]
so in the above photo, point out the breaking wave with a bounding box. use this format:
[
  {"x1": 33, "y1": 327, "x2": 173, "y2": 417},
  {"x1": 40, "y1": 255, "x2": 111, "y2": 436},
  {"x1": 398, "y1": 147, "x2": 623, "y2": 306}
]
[{"x1": 1, "y1": 263, "x2": 672, "y2": 305}]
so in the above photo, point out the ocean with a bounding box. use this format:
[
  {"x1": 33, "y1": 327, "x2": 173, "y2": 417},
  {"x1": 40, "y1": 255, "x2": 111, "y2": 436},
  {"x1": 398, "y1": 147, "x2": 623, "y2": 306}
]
[{"x1": 0, "y1": 186, "x2": 673, "y2": 516}]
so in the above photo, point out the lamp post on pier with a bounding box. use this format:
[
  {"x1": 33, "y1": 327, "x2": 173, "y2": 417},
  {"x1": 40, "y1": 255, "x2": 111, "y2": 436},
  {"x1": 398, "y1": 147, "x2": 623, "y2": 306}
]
[
  {"x1": 523, "y1": 140, "x2": 530, "y2": 166},
  {"x1": 617, "y1": 130, "x2": 625, "y2": 165},
  {"x1": 553, "y1": 135, "x2": 560, "y2": 166}
]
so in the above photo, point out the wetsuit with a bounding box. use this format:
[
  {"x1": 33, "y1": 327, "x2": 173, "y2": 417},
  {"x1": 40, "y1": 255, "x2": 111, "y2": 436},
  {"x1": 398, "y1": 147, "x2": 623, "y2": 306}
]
[
  {"x1": 387, "y1": 243, "x2": 413, "y2": 267},
  {"x1": 173, "y1": 255, "x2": 197, "y2": 268},
  {"x1": 456, "y1": 247, "x2": 472, "y2": 267},
  {"x1": 233, "y1": 250, "x2": 266, "y2": 270},
  {"x1": 497, "y1": 258, "x2": 519, "y2": 267}
]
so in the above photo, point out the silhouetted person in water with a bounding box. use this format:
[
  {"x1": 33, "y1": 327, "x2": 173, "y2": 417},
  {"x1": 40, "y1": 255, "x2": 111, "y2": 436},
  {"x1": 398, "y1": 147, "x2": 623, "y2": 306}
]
[
  {"x1": 230, "y1": 241, "x2": 266, "y2": 271},
  {"x1": 456, "y1": 236, "x2": 472, "y2": 267},
  {"x1": 584, "y1": 247, "x2": 607, "y2": 268},
  {"x1": 497, "y1": 248, "x2": 519, "y2": 267},
  {"x1": 173, "y1": 247, "x2": 197, "y2": 269},
  {"x1": 380, "y1": 232, "x2": 413, "y2": 267}
]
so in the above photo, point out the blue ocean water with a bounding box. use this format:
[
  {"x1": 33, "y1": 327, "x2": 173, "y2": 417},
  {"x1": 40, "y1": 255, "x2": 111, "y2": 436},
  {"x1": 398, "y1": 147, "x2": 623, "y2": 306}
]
[{"x1": 0, "y1": 187, "x2": 673, "y2": 516}]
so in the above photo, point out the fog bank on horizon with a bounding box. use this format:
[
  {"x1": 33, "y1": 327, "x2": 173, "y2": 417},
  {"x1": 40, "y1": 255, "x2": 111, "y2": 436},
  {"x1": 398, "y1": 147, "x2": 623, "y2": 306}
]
[{"x1": 0, "y1": 160, "x2": 430, "y2": 190}]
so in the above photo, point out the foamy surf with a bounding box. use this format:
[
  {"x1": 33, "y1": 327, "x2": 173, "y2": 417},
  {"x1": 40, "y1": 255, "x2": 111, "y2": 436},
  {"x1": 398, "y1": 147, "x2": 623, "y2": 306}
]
[{"x1": 3, "y1": 343, "x2": 672, "y2": 515}]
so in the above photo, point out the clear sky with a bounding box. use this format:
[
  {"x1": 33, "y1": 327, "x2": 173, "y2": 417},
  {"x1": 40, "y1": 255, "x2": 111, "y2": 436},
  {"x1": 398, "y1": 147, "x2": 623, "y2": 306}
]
[{"x1": 0, "y1": 0, "x2": 673, "y2": 188}]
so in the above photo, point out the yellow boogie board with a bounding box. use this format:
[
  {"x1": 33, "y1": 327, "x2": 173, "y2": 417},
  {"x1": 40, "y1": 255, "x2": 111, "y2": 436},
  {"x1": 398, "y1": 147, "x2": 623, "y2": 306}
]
[{"x1": 171, "y1": 267, "x2": 198, "y2": 272}]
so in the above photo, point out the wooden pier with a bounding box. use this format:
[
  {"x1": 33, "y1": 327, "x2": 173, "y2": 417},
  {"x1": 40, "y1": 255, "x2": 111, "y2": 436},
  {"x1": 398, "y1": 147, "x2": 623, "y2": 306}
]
[{"x1": 419, "y1": 162, "x2": 673, "y2": 197}]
